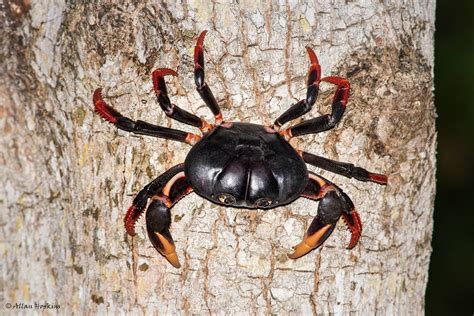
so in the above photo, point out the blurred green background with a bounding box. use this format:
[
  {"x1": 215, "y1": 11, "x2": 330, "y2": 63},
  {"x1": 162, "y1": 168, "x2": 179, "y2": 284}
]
[{"x1": 425, "y1": 0, "x2": 474, "y2": 314}]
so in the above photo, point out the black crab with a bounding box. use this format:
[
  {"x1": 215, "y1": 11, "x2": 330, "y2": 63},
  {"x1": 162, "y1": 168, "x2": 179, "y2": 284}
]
[{"x1": 93, "y1": 31, "x2": 388, "y2": 268}]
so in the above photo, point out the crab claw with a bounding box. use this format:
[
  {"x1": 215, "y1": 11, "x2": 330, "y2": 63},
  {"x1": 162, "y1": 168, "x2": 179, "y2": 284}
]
[
  {"x1": 288, "y1": 189, "x2": 343, "y2": 259},
  {"x1": 287, "y1": 184, "x2": 363, "y2": 259},
  {"x1": 146, "y1": 199, "x2": 181, "y2": 268},
  {"x1": 287, "y1": 216, "x2": 337, "y2": 259}
]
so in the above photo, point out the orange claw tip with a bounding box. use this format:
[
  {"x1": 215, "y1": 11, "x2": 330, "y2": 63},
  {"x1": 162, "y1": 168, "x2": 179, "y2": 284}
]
[
  {"x1": 287, "y1": 241, "x2": 313, "y2": 259},
  {"x1": 165, "y1": 252, "x2": 182, "y2": 269},
  {"x1": 155, "y1": 232, "x2": 182, "y2": 268},
  {"x1": 305, "y1": 46, "x2": 319, "y2": 65},
  {"x1": 288, "y1": 224, "x2": 333, "y2": 259}
]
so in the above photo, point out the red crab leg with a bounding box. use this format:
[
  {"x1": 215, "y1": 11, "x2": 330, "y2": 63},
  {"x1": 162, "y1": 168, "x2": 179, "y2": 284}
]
[
  {"x1": 152, "y1": 68, "x2": 213, "y2": 132},
  {"x1": 273, "y1": 47, "x2": 321, "y2": 130},
  {"x1": 288, "y1": 173, "x2": 362, "y2": 259},
  {"x1": 280, "y1": 76, "x2": 350, "y2": 139},
  {"x1": 194, "y1": 30, "x2": 223, "y2": 124},
  {"x1": 93, "y1": 89, "x2": 201, "y2": 145},
  {"x1": 301, "y1": 151, "x2": 388, "y2": 185}
]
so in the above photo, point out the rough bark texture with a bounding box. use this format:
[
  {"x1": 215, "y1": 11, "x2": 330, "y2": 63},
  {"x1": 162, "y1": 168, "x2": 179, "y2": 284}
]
[{"x1": 1, "y1": 1, "x2": 436, "y2": 314}]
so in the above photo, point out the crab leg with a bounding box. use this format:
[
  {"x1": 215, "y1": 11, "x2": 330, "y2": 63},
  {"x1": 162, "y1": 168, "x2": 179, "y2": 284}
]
[
  {"x1": 194, "y1": 30, "x2": 223, "y2": 124},
  {"x1": 273, "y1": 47, "x2": 321, "y2": 130},
  {"x1": 301, "y1": 151, "x2": 388, "y2": 185},
  {"x1": 93, "y1": 89, "x2": 201, "y2": 145},
  {"x1": 124, "y1": 164, "x2": 193, "y2": 268},
  {"x1": 288, "y1": 172, "x2": 361, "y2": 259},
  {"x1": 280, "y1": 76, "x2": 350, "y2": 139},
  {"x1": 152, "y1": 68, "x2": 212, "y2": 132}
]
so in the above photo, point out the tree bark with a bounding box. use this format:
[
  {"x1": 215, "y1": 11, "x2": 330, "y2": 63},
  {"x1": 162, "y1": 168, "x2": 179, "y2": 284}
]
[{"x1": 1, "y1": 1, "x2": 436, "y2": 314}]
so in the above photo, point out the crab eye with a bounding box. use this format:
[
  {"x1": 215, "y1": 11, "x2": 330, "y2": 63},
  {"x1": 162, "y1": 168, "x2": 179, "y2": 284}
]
[
  {"x1": 218, "y1": 193, "x2": 236, "y2": 205},
  {"x1": 256, "y1": 198, "x2": 273, "y2": 208}
]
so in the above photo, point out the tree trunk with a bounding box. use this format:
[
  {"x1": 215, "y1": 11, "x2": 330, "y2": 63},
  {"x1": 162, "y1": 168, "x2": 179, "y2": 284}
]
[{"x1": 1, "y1": 1, "x2": 436, "y2": 314}]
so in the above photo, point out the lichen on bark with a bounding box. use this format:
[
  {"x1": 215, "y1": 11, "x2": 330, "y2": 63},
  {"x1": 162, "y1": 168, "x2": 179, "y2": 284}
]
[{"x1": 1, "y1": 1, "x2": 435, "y2": 314}]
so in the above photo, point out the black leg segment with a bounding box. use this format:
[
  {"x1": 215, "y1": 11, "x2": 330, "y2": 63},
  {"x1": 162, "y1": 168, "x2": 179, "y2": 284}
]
[
  {"x1": 194, "y1": 31, "x2": 223, "y2": 124},
  {"x1": 273, "y1": 47, "x2": 321, "y2": 130},
  {"x1": 302, "y1": 151, "x2": 388, "y2": 185},
  {"x1": 93, "y1": 89, "x2": 201, "y2": 145},
  {"x1": 280, "y1": 76, "x2": 350, "y2": 139},
  {"x1": 152, "y1": 68, "x2": 212, "y2": 132}
]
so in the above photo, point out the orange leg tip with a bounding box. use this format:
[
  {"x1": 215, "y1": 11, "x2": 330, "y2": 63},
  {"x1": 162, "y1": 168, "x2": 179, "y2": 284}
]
[
  {"x1": 93, "y1": 88, "x2": 103, "y2": 102},
  {"x1": 368, "y1": 173, "x2": 388, "y2": 185},
  {"x1": 194, "y1": 31, "x2": 208, "y2": 65},
  {"x1": 305, "y1": 47, "x2": 319, "y2": 65},
  {"x1": 152, "y1": 68, "x2": 178, "y2": 78},
  {"x1": 197, "y1": 30, "x2": 208, "y2": 46},
  {"x1": 321, "y1": 76, "x2": 350, "y2": 88}
]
